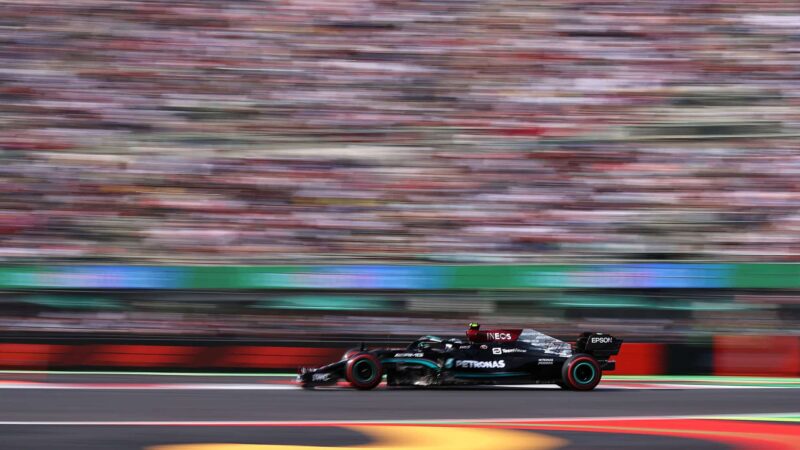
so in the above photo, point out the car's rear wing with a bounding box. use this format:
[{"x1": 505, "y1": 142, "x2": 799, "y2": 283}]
[{"x1": 574, "y1": 332, "x2": 622, "y2": 360}]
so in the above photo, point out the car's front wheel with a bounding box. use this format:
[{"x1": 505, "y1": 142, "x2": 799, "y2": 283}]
[
  {"x1": 561, "y1": 354, "x2": 601, "y2": 391},
  {"x1": 345, "y1": 353, "x2": 383, "y2": 390}
]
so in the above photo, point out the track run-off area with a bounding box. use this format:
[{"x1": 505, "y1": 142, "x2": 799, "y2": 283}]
[{"x1": 1, "y1": 371, "x2": 800, "y2": 450}]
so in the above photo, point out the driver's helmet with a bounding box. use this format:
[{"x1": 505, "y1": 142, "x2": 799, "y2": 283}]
[{"x1": 466, "y1": 322, "x2": 481, "y2": 342}]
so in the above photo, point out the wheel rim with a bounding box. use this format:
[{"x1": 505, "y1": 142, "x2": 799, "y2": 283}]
[
  {"x1": 573, "y1": 361, "x2": 596, "y2": 384},
  {"x1": 353, "y1": 360, "x2": 376, "y2": 382}
]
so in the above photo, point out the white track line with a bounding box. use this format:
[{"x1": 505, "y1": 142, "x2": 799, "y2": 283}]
[
  {"x1": 0, "y1": 370, "x2": 295, "y2": 377},
  {"x1": 0, "y1": 383, "x2": 297, "y2": 390},
  {"x1": 498, "y1": 383, "x2": 785, "y2": 390}
]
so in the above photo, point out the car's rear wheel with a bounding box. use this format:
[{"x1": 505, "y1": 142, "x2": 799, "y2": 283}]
[
  {"x1": 561, "y1": 354, "x2": 601, "y2": 391},
  {"x1": 345, "y1": 353, "x2": 383, "y2": 390}
]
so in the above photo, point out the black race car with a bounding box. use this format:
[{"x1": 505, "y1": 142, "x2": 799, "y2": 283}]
[{"x1": 298, "y1": 323, "x2": 621, "y2": 391}]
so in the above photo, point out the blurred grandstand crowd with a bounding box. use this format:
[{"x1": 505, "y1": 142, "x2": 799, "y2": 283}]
[
  {"x1": 2, "y1": 0, "x2": 800, "y2": 264},
  {"x1": 0, "y1": 312, "x2": 704, "y2": 342}
]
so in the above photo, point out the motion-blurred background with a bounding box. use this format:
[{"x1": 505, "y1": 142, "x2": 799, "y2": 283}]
[{"x1": 0, "y1": 0, "x2": 799, "y2": 376}]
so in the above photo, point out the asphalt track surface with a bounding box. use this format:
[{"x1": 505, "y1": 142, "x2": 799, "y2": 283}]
[
  {"x1": 2, "y1": 373, "x2": 800, "y2": 450},
  {"x1": 3, "y1": 376, "x2": 800, "y2": 421}
]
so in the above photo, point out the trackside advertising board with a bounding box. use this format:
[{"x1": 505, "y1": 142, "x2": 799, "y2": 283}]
[{"x1": 0, "y1": 264, "x2": 796, "y2": 289}]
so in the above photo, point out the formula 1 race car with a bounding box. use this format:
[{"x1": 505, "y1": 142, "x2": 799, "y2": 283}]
[{"x1": 298, "y1": 323, "x2": 622, "y2": 391}]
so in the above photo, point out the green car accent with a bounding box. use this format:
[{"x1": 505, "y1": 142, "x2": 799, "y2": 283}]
[
  {"x1": 573, "y1": 361, "x2": 596, "y2": 384},
  {"x1": 382, "y1": 358, "x2": 441, "y2": 370}
]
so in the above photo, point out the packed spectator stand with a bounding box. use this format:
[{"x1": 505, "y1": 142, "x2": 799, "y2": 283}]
[{"x1": 2, "y1": 0, "x2": 800, "y2": 264}]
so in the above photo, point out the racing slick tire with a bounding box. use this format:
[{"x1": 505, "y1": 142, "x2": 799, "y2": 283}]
[
  {"x1": 345, "y1": 353, "x2": 383, "y2": 390},
  {"x1": 561, "y1": 354, "x2": 601, "y2": 391}
]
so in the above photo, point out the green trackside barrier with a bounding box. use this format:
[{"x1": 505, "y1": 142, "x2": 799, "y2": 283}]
[
  {"x1": 731, "y1": 264, "x2": 800, "y2": 289},
  {"x1": 0, "y1": 263, "x2": 796, "y2": 289}
]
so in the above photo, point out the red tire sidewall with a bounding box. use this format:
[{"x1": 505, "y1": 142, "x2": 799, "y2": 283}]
[
  {"x1": 345, "y1": 353, "x2": 383, "y2": 390},
  {"x1": 564, "y1": 355, "x2": 600, "y2": 391},
  {"x1": 342, "y1": 349, "x2": 360, "y2": 360}
]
